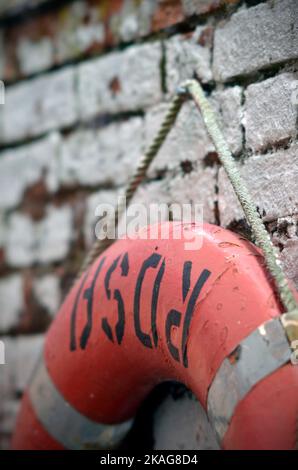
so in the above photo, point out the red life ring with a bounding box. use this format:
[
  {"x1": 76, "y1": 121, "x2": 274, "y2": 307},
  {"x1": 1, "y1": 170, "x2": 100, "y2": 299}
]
[{"x1": 11, "y1": 222, "x2": 298, "y2": 450}]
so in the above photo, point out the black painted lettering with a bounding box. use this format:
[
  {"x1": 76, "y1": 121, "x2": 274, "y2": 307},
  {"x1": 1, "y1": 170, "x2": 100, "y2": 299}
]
[
  {"x1": 151, "y1": 259, "x2": 165, "y2": 347},
  {"x1": 102, "y1": 253, "x2": 129, "y2": 344},
  {"x1": 70, "y1": 271, "x2": 89, "y2": 351},
  {"x1": 134, "y1": 253, "x2": 162, "y2": 349},
  {"x1": 181, "y1": 269, "x2": 211, "y2": 367},
  {"x1": 80, "y1": 257, "x2": 106, "y2": 350},
  {"x1": 182, "y1": 261, "x2": 192, "y2": 302},
  {"x1": 166, "y1": 309, "x2": 182, "y2": 363},
  {"x1": 165, "y1": 265, "x2": 211, "y2": 367},
  {"x1": 105, "y1": 255, "x2": 121, "y2": 300}
]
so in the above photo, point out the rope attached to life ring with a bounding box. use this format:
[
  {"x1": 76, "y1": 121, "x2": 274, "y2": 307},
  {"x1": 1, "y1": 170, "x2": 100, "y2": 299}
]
[{"x1": 79, "y1": 78, "x2": 298, "y2": 347}]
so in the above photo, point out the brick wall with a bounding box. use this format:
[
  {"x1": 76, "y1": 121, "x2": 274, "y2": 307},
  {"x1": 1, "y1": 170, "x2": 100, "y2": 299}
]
[{"x1": 0, "y1": 0, "x2": 297, "y2": 449}]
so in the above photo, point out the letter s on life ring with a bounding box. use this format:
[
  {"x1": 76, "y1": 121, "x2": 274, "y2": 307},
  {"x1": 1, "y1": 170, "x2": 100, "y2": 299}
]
[{"x1": 11, "y1": 222, "x2": 298, "y2": 450}]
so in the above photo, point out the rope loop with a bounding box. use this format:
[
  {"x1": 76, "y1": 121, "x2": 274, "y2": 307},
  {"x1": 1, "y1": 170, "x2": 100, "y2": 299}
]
[{"x1": 79, "y1": 78, "x2": 298, "y2": 344}]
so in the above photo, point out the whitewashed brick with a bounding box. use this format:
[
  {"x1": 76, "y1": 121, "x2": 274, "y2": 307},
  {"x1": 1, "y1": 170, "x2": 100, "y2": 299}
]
[
  {"x1": 4, "y1": 335, "x2": 43, "y2": 393},
  {"x1": 14, "y1": 335, "x2": 43, "y2": 393},
  {"x1": 37, "y1": 205, "x2": 73, "y2": 264},
  {"x1": 131, "y1": 180, "x2": 172, "y2": 228},
  {"x1": 132, "y1": 165, "x2": 216, "y2": 226},
  {"x1": 280, "y1": 241, "x2": 298, "y2": 290},
  {"x1": 17, "y1": 37, "x2": 54, "y2": 76},
  {"x1": 0, "y1": 335, "x2": 38, "y2": 449},
  {"x1": 145, "y1": 90, "x2": 241, "y2": 178},
  {"x1": 270, "y1": 216, "x2": 298, "y2": 290},
  {"x1": 5, "y1": 213, "x2": 36, "y2": 267},
  {"x1": 60, "y1": 117, "x2": 144, "y2": 187},
  {"x1": 0, "y1": 211, "x2": 6, "y2": 248},
  {"x1": 244, "y1": 73, "x2": 298, "y2": 152},
  {"x1": 166, "y1": 27, "x2": 212, "y2": 94},
  {"x1": 78, "y1": 42, "x2": 162, "y2": 119},
  {"x1": 5, "y1": 205, "x2": 73, "y2": 267},
  {"x1": 0, "y1": 133, "x2": 60, "y2": 211},
  {"x1": 0, "y1": 333, "x2": 42, "y2": 449},
  {"x1": 218, "y1": 144, "x2": 298, "y2": 227},
  {"x1": 56, "y1": 1, "x2": 105, "y2": 64},
  {"x1": 182, "y1": 0, "x2": 221, "y2": 16},
  {"x1": 33, "y1": 275, "x2": 61, "y2": 317},
  {"x1": 0, "y1": 275, "x2": 23, "y2": 332},
  {"x1": 154, "y1": 394, "x2": 219, "y2": 450},
  {"x1": 211, "y1": 86, "x2": 243, "y2": 155},
  {"x1": 2, "y1": 67, "x2": 77, "y2": 143},
  {"x1": 0, "y1": 334, "x2": 42, "y2": 448},
  {"x1": 213, "y1": 0, "x2": 298, "y2": 82},
  {"x1": 84, "y1": 177, "x2": 214, "y2": 249},
  {"x1": 84, "y1": 189, "x2": 118, "y2": 248},
  {"x1": 110, "y1": 0, "x2": 156, "y2": 43},
  {"x1": 167, "y1": 166, "x2": 216, "y2": 224},
  {"x1": 144, "y1": 101, "x2": 214, "y2": 177}
]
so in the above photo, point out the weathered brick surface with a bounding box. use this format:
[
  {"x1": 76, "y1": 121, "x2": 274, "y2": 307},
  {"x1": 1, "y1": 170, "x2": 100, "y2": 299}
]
[
  {"x1": 17, "y1": 37, "x2": 54, "y2": 76},
  {"x1": 5, "y1": 335, "x2": 43, "y2": 393},
  {"x1": 0, "y1": 275, "x2": 23, "y2": 333},
  {"x1": 0, "y1": 334, "x2": 43, "y2": 447},
  {"x1": 33, "y1": 274, "x2": 61, "y2": 317},
  {"x1": 1, "y1": 0, "x2": 233, "y2": 82},
  {"x1": 5, "y1": 213, "x2": 36, "y2": 267},
  {"x1": 182, "y1": 0, "x2": 221, "y2": 16},
  {"x1": 280, "y1": 242, "x2": 298, "y2": 290},
  {"x1": 36, "y1": 205, "x2": 74, "y2": 264},
  {"x1": 145, "y1": 101, "x2": 214, "y2": 177},
  {"x1": 218, "y1": 144, "x2": 298, "y2": 227},
  {"x1": 145, "y1": 87, "x2": 242, "y2": 178},
  {"x1": 0, "y1": 334, "x2": 43, "y2": 408},
  {"x1": 84, "y1": 189, "x2": 119, "y2": 248},
  {"x1": 78, "y1": 42, "x2": 163, "y2": 120},
  {"x1": 5, "y1": 205, "x2": 73, "y2": 267},
  {"x1": 213, "y1": 0, "x2": 298, "y2": 82},
  {"x1": 165, "y1": 27, "x2": 213, "y2": 94},
  {"x1": 151, "y1": 0, "x2": 184, "y2": 32},
  {"x1": 85, "y1": 163, "x2": 217, "y2": 247},
  {"x1": 0, "y1": 134, "x2": 60, "y2": 210},
  {"x1": 244, "y1": 73, "x2": 298, "y2": 152},
  {"x1": 3, "y1": 1, "x2": 106, "y2": 79},
  {"x1": 1, "y1": 67, "x2": 77, "y2": 143},
  {"x1": 219, "y1": 147, "x2": 298, "y2": 291},
  {"x1": 270, "y1": 215, "x2": 298, "y2": 289},
  {"x1": 2, "y1": 1, "x2": 158, "y2": 80},
  {"x1": 110, "y1": 0, "x2": 157, "y2": 42},
  {"x1": 167, "y1": 166, "x2": 217, "y2": 224},
  {"x1": 60, "y1": 117, "x2": 144, "y2": 187},
  {"x1": 210, "y1": 86, "x2": 243, "y2": 155},
  {"x1": 219, "y1": 145, "x2": 298, "y2": 226},
  {"x1": 133, "y1": 165, "x2": 217, "y2": 225}
]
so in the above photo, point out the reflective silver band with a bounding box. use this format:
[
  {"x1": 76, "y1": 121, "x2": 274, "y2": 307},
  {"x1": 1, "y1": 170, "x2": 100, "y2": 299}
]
[
  {"x1": 207, "y1": 318, "x2": 292, "y2": 443},
  {"x1": 29, "y1": 360, "x2": 133, "y2": 450}
]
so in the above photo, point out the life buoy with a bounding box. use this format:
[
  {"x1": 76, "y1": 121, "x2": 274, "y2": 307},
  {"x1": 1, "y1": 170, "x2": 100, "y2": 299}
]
[{"x1": 12, "y1": 222, "x2": 298, "y2": 450}]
